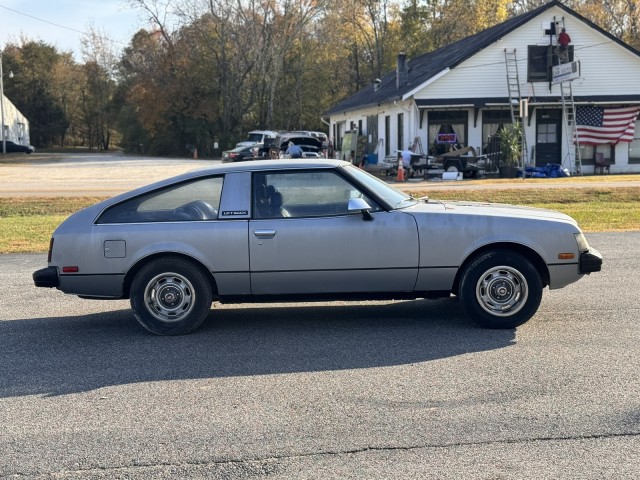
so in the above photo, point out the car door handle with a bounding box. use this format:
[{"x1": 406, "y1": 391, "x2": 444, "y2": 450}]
[{"x1": 254, "y1": 229, "x2": 276, "y2": 238}]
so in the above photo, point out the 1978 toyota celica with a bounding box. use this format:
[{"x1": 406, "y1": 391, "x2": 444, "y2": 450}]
[{"x1": 33, "y1": 160, "x2": 602, "y2": 335}]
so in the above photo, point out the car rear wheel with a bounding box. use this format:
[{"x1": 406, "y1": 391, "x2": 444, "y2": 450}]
[
  {"x1": 130, "y1": 257, "x2": 213, "y2": 335},
  {"x1": 444, "y1": 162, "x2": 461, "y2": 173},
  {"x1": 459, "y1": 250, "x2": 543, "y2": 329}
]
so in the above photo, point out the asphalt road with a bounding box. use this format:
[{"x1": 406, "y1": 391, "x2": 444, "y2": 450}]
[
  {"x1": 1, "y1": 153, "x2": 639, "y2": 478},
  {"x1": 2, "y1": 152, "x2": 640, "y2": 197},
  {"x1": 1, "y1": 232, "x2": 639, "y2": 479}
]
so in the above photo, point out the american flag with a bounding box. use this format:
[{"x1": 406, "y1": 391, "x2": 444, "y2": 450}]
[{"x1": 574, "y1": 106, "x2": 640, "y2": 145}]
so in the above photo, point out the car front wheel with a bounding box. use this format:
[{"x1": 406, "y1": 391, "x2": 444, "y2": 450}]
[
  {"x1": 459, "y1": 250, "x2": 543, "y2": 329},
  {"x1": 130, "y1": 257, "x2": 213, "y2": 335}
]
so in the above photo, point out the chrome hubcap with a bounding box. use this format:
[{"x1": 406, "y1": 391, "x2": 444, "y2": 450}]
[
  {"x1": 476, "y1": 266, "x2": 528, "y2": 317},
  {"x1": 144, "y1": 272, "x2": 195, "y2": 323}
]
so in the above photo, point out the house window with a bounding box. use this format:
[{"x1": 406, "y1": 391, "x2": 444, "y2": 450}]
[
  {"x1": 366, "y1": 115, "x2": 378, "y2": 156},
  {"x1": 579, "y1": 144, "x2": 614, "y2": 165},
  {"x1": 385, "y1": 115, "x2": 391, "y2": 156},
  {"x1": 482, "y1": 110, "x2": 512, "y2": 167},
  {"x1": 428, "y1": 110, "x2": 468, "y2": 156},
  {"x1": 482, "y1": 111, "x2": 512, "y2": 149},
  {"x1": 397, "y1": 113, "x2": 404, "y2": 151},
  {"x1": 527, "y1": 45, "x2": 574, "y2": 82},
  {"x1": 537, "y1": 123, "x2": 557, "y2": 143},
  {"x1": 336, "y1": 121, "x2": 346, "y2": 151},
  {"x1": 630, "y1": 118, "x2": 640, "y2": 164}
]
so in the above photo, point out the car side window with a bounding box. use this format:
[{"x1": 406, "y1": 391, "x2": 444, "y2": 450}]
[
  {"x1": 253, "y1": 170, "x2": 380, "y2": 219},
  {"x1": 96, "y1": 176, "x2": 223, "y2": 223}
]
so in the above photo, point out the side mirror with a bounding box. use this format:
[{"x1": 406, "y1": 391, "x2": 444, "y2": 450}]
[{"x1": 348, "y1": 198, "x2": 373, "y2": 221}]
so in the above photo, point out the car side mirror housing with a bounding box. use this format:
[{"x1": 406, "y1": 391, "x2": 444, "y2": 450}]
[{"x1": 348, "y1": 198, "x2": 373, "y2": 221}]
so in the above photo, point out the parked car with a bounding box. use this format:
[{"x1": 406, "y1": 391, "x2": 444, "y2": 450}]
[
  {"x1": 271, "y1": 133, "x2": 323, "y2": 158},
  {"x1": 221, "y1": 145, "x2": 255, "y2": 162},
  {"x1": 3, "y1": 140, "x2": 35, "y2": 154},
  {"x1": 236, "y1": 130, "x2": 279, "y2": 148},
  {"x1": 291, "y1": 130, "x2": 328, "y2": 143},
  {"x1": 33, "y1": 159, "x2": 602, "y2": 335},
  {"x1": 250, "y1": 141, "x2": 272, "y2": 159}
]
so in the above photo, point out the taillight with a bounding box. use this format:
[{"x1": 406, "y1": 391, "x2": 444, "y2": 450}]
[{"x1": 47, "y1": 238, "x2": 54, "y2": 263}]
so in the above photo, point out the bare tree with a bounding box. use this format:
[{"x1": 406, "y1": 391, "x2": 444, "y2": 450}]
[{"x1": 80, "y1": 25, "x2": 119, "y2": 149}]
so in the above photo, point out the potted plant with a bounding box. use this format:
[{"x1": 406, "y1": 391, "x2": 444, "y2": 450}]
[{"x1": 498, "y1": 122, "x2": 522, "y2": 178}]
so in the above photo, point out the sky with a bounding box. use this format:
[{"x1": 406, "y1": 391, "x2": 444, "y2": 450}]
[{"x1": 0, "y1": 0, "x2": 144, "y2": 59}]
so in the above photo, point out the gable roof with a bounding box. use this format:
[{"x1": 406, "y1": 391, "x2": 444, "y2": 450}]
[{"x1": 325, "y1": 0, "x2": 640, "y2": 116}]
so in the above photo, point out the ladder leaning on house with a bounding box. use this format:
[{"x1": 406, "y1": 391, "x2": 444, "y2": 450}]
[
  {"x1": 559, "y1": 79, "x2": 583, "y2": 174},
  {"x1": 553, "y1": 15, "x2": 582, "y2": 175},
  {"x1": 504, "y1": 48, "x2": 529, "y2": 170}
]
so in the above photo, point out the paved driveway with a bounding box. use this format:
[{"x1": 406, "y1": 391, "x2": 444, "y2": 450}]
[
  {"x1": 0, "y1": 153, "x2": 209, "y2": 197},
  {"x1": 2, "y1": 152, "x2": 639, "y2": 197}
]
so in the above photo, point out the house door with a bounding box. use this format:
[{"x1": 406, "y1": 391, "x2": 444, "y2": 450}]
[{"x1": 535, "y1": 109, "x2": 562, "y2": 166}]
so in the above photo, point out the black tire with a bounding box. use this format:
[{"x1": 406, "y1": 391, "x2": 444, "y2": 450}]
[
  {"x1": 130, "y1": 257, "x2": 213, "y2": 335},
  {"x1": 465, "y1": 168, "x2": 479, "y2": 178},
  {"x1": 459, "y1": 250, "x2": 543, "y2": 329},
  {"x1": 444, "y1": 161, "x2": 461, "y2": 174}
]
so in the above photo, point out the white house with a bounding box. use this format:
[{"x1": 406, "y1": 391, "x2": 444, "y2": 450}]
[
  {"x1": 1, "y1": 92, "x2": 30, "y2": 148},
  {"x1": 324, "y1": 0, "x2": 640, "y2": 175}
]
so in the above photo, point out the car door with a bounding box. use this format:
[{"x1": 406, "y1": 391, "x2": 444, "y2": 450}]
[{"x1": 249, "y1": 169, "x2": 419, "y2": 295}]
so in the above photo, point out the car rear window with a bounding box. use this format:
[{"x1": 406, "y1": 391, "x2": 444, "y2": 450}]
[{"x1": 96, "y1": 176, "x2": 223, "y2": 224}]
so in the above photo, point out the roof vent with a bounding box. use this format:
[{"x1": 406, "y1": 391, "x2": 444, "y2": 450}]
[{"x1": 373, "y1": 78, "x2": 381, "y2": 92}]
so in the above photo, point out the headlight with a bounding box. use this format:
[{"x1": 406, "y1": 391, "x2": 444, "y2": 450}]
[{"x1": 574, "y1": 232, "x2": 590, "y2": 252}]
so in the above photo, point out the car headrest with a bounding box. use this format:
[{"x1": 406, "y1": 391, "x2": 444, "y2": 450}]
[{"x1": 270, "y1": 192, "x2": 283, "y2": 208}]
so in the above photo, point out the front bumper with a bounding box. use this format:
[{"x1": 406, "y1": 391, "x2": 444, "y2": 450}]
[
  {"x1": 33, "y1": 267, "x2": 60, "y2": 288},
  {"x1": 579, "y1": 248, "x2": 603, "y2": 274}
]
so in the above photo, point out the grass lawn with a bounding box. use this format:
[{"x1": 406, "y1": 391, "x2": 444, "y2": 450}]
[{"x1": 1, "y1": 186, "x2": 639, "y2": 253}]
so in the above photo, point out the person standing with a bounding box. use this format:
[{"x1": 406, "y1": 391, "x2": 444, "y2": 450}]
[
  {"x1": 286, "y1": 142, "x2": 304, "y2": 158},
  {"x1": 399, "y1": 149, "x2": 415, "y2": 178},
  {"x1": 556, "y1": 27, "x2": 571, "y2": 63}
]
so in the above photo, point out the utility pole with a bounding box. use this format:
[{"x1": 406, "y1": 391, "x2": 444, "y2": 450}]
[{"x1": 1, "y1": 51, "x2": 6, "y2": 154}]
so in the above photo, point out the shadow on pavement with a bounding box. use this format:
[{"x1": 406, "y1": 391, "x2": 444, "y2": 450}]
[{"x1": 0, "y1": 298, "x2": 516, "y2": 398}]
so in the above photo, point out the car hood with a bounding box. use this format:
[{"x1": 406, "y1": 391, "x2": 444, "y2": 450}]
[
  {"x1": 407, "y1": 199, "x2": 578, "y2": 225},
  {"x1": 278, "y1": 137, "x2": 322, "y2": 148}
]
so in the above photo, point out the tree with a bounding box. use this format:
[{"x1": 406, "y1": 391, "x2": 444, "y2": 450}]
[
  {"x1": 79, "y1": 26, "x2": 121, "y2": 150},
  {"x1": 574, "y1": 0, "x2": 640, "y2": 50},
  {"x1": 2, "y1": 41, "x2": 69, "y2": 147}
]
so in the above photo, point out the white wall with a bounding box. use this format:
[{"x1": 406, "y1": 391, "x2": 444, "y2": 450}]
[
  {"x1": 330, "y1": 100, "x2": 418, "y2": 161},
  {"x1": 1, "y1": 94, "x2": 30, "y2": 145},
  {"x1": 418, "y1": 5, "x2": 640, "y2": 101}
]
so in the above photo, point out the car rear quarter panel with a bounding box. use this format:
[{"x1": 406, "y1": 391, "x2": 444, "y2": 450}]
[{"x1": 52, "y1": 218, "x2": 251, "y2": 297}]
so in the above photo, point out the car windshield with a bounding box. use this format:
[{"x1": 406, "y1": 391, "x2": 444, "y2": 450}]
[
  {"x1": 246, "y1": 133, "x2": 263, "y2": 143},
  {"x1": 342, "y1": 164, "x2": 417, "y2": 209}
]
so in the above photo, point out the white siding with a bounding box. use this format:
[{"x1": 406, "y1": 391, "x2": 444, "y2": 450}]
[
  {"x1": 330, "y1": 101, "x2": 417, "y2": 161},
  {"x1": 415, "y1": 5, "x2": 640, "y2": 101},
  {"x1": 1, "y1": 94, "x2": 30, "y2": 145}
]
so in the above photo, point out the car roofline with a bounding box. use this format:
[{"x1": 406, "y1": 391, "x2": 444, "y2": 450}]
[
  {"x1": 198, "y1": 159, "x2": 349, "y2": 174},
  {"x1": 90, "y1": 159, "x2": 353, "y2": 209}
]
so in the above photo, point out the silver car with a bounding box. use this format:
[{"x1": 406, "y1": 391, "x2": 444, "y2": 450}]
[{"x1": 33, "y1": 160, "x2": 602, "y2": 335}]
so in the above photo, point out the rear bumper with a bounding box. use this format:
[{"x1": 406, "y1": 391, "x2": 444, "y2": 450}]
[
  {"x1": 579, "y1": 248, "x2": 603, "y2": 274},
  {"x1": 33, "y1": 266, "x2": 60, "y2": 288}
]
